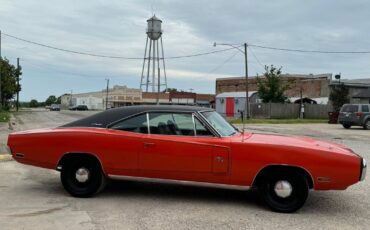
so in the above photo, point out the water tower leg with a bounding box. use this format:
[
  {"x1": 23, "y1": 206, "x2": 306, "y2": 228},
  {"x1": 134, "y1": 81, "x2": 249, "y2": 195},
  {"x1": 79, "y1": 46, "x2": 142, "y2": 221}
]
[
  {"x1": 160, "y1": 37, "x2": 168, "y2": 90},
  {"x1": 156, "y1": 40, "x2": 160, "y2": 92},
  {"x1": 152, "y1": 39, "x2": 156, "y2": 92},
  {"x1": 146, "y1": 38, "x2": 152, "y2": 92},
  {"x1": 140, "y1": 36, "x2": 149, "y2": 89}
]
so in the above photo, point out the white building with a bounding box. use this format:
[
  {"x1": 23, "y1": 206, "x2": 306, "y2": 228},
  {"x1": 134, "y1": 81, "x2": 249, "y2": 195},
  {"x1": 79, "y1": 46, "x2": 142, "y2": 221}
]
[
  {"x1": 61, "y1": 85, "x2": 142, "y2": 110},
  {"x1": 215, "y1": 91, "x2": 258, "y2": 117}
]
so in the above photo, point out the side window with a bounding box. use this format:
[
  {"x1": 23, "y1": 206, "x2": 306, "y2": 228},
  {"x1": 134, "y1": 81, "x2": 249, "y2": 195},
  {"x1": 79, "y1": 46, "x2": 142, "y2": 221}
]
[
  {"x1": 362, "y1": 105, "x2": 369, "y2": 113},
  {"x1": 110, "y1": 114, "x2": 148, "y2": 133},
  {"x1": 148, "y1": 112, "x2": 213, "y2": 136},
  {"x1": 173, "y1": 113, "x2": 195, "y2": 136},
  {"x1": 194, "y1": 117, "x2": 213, "y2": 136},
  {"x1": 149, "y1": 113, "x2": 178, "y2": 135}
]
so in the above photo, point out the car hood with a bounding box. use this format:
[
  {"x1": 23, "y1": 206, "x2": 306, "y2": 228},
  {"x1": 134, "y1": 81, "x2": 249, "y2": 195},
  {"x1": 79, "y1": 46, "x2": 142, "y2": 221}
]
[{"x1": 240, "y1": 133, "x2": 357, "y2": 157}]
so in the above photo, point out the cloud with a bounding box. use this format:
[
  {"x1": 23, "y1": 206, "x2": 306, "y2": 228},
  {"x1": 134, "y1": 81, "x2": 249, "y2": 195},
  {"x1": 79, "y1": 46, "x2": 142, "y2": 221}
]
[{"x1": 1, "y1": 0, "x2": 370, "y2": 100}]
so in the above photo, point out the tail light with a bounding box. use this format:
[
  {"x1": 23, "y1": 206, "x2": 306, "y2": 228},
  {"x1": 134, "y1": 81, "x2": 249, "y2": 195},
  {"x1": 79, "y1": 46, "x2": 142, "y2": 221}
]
[{"x1": 355, "y1": 112, "x2": 362, "y2": 119}]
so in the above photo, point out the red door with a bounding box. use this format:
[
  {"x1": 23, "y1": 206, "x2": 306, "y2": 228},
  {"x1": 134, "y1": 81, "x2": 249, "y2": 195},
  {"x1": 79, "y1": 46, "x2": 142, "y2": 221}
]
[{"x1": 226, "y1": 97, "x2": 234, "y2": 117}]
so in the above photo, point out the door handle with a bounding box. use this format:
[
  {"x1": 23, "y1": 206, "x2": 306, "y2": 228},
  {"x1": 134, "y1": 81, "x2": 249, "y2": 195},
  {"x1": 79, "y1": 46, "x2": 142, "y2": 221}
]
[{"x1": 143, "y1": 142, "x2": 156, "y2": 148}]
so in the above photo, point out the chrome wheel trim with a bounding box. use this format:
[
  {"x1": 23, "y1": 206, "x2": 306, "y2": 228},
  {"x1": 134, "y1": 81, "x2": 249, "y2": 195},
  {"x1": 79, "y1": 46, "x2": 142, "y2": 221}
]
[
  {"x1": 366, "y1": 120, "x2": 370, "y2": 129},
  {"x1": 274, "y1": 180, "x2": 293, "y2": 198},
  {"x1": 75, "y1": 167, "x2": 90, "y2": 183}
]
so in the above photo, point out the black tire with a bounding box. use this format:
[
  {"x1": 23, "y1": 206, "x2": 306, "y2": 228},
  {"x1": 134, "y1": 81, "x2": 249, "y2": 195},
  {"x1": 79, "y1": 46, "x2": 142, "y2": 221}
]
[
  {"x1": 61, "y1": 157, "x2": 106, "y2": 197},
  {"x1": 363, "y1": 120, "x2": 370, "y2": 130},
  {"x1": 258, "y1": 170, "x2": 309, "y2": 213},
  {"x1": 343, "y1": 124, "x2": 351, "y2": 129}
]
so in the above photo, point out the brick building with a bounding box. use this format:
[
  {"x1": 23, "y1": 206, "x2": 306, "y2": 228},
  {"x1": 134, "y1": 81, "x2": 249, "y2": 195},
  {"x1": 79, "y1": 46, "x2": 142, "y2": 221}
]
[{"x1": 216, "y1": 73, "x2": 332, "y2": 98}]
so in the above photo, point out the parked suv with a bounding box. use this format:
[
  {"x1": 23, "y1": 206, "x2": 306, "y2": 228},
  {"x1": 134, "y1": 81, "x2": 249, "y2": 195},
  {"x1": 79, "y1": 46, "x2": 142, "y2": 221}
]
[{"x1": 338, "y1": 104, "x2": 370, "y2": 129}]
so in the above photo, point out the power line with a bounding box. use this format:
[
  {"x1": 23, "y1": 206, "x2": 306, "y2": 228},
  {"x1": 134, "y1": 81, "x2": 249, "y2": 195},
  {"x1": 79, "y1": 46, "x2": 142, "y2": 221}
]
[
  {"x1": 247, "y1": 46, "x2": 265, "y2": 71},
  {"x1": 2, "y1": 32, "x2": 239, "y2": 59},
  {"x1": 22, "y1": 59, "x2": 106, "y2": 78},
  {"x1": 248, "y1": 43, "x2": 370, "y2": 54},
  {"x1": 4, "y1": 32, "x2": 370, "y2": 60},
  {"x1": 208, "y1": 49, "x2": 240, "y2": 74}
]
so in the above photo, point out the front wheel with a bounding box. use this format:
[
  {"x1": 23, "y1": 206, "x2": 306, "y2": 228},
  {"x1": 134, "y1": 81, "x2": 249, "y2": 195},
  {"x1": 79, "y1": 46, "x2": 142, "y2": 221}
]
[
  {"x1": 61, "y1": 158, "x2": 106, "y2": 197},
  {"x1": 259, "y1": 171, "x2": 309, "y2": 213},
  {"x1": 363, "y1": 120, "x2": 370, "y2": 130},
  {"x1": 343, "y1": 124, "x2": 351, "y2": 129}
]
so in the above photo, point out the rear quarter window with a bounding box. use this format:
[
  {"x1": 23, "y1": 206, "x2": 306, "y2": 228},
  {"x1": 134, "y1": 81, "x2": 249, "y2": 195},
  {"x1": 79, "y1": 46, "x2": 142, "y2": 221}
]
[
  {"x1": 341, "y1": 105, "x2": 358, "y2": 113},
  {"x1": 362, "y1": 105, "x2": 369, "y2": 112}
]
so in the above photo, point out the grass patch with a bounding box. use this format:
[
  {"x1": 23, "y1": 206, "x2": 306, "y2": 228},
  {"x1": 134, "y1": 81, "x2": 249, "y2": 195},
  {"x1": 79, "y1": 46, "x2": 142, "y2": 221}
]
[
  {"x1": 0, "y1": 111, "x2": 10, "y2": 122},
  {"x1": 229, "y1": 118, "x2": 328, "y2": 124}
]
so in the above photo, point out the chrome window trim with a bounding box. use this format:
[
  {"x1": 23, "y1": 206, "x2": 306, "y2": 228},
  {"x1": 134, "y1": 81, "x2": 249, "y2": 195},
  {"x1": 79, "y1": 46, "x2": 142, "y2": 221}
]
[
  {"x1": 146, "y1": 112, "x2": 150, "y2": 134},
  {"x1": 106, "y1": 108, "x2": 220, "y2": 137},
  {"x1": 192, "y1": 113, "x2": 197, "y2": 136}
]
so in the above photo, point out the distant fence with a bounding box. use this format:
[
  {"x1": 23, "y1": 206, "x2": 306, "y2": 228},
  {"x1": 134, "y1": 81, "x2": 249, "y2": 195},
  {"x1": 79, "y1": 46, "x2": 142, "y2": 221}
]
[{"x1": 220, "y1": 103, "x2": 332, "y2": 119}]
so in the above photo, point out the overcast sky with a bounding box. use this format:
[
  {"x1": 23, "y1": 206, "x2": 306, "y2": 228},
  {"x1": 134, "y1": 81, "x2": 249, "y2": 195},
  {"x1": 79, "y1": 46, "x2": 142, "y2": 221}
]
[{"x1": 1, "y1": 0, "x2": 370, "y2": 101}]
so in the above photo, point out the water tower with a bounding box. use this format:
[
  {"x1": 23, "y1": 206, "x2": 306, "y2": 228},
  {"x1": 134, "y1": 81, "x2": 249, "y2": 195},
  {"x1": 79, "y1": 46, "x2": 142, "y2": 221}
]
[{"x1": 140, "y1": 15, "x2": 168, "y2": 92}]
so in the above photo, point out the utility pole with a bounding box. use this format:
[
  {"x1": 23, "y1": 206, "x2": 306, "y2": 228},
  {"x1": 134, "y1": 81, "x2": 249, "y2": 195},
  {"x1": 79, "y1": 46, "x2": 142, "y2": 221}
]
[
  {"x1": 16, "y1": 58, "x2": 20, "y2": 111},
  {"x1": 0, "y1": 30, "x2": 2, "y2": 111},
  {"x1": 244, "y1": 43, "x2": 250, "y2": 119},
  {"x1": 214, "y1": 42, "x2": 250, "y2": 119},
  {"x1": 299, "y1": 86, "x2": 303, "y2": 119},
  {"x1": 105, "y1": 78, "x2": 109, "y2": 110}
]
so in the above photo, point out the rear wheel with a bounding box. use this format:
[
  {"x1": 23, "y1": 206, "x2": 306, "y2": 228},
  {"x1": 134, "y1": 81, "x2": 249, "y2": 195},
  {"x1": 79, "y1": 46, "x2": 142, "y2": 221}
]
[
  {"x1": 363, "y1": 120, "x2": 370, "y2": 130},
  {"x1": 258, "y1": 170, "x2": 309, "y2": 213},
  {"x1": 343, "y1": 124, "x2": 351, "y2": 129},
  {"x1": 61, "y1": 157, "x2": 106, "y2": 197}
]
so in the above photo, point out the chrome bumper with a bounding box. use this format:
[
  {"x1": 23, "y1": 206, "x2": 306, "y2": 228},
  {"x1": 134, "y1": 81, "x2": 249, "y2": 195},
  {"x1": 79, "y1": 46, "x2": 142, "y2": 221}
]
[{"x1": 360, "y1": 158, "x2": 367, "y2": 181}]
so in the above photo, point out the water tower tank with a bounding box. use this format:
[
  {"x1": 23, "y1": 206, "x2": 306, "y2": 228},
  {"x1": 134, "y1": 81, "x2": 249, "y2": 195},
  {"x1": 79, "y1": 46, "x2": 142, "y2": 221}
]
[{"x1": 147, "y1": 15, "x2": 162, "y2": 40}]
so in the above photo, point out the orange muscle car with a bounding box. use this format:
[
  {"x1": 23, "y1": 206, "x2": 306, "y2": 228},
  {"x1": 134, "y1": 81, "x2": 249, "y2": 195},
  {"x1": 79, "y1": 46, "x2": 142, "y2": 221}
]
[{"x1": 6, "y1": 105, "x2": 367, "y2": 212}]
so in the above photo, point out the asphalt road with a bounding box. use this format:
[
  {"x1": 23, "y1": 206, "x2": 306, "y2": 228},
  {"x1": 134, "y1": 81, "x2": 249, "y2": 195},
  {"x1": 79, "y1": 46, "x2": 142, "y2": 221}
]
[{"x1": 0, "y1": 110, "x2": 369, "y2": 230}]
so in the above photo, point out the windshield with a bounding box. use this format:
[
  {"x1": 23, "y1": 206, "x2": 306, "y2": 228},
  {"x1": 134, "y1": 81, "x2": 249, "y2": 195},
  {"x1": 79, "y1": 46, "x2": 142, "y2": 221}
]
[{"x1": 201, "y1": 111, "x2": 237, "y2": 136}]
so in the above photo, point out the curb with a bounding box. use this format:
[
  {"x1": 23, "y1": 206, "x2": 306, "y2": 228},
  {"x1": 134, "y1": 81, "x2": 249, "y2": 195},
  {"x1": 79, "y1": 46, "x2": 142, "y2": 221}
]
[{"x1": 0, "y1": 154, "x2": 13, "y2": 162}]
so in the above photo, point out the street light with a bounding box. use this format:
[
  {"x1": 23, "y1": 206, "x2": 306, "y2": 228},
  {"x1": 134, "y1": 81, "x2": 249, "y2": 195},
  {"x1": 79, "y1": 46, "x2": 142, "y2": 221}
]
[{"x1": 214, "y1": 42, "x2": 250, "y2": 119}]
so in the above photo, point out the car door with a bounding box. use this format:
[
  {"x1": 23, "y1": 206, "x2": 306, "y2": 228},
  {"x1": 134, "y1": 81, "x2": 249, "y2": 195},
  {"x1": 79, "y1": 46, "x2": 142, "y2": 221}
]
[
  {"x1": 139, "y1": 112, "x2": 230, "y2": 182},
  {"x1": 105, "y1": 113, "x2": 148, "y2": 174}
]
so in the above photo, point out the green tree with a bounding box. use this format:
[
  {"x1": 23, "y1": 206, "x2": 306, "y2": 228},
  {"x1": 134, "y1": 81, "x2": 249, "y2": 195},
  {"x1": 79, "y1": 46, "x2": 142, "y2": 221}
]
[
  {"x1": 45, "y1": 95, "x2": 57, "y2": 105},
  {"x1": 29, "y1": 99, "x2": 39, "y2": 108},
  {"x1": 56, "y1": 96, "x2": 61, "y2": 104},
  {"x1": 256, "y1": 65, "x2": 290, "y2": 103},
  {"x1": 0, "y1": 58, "x2": 22, "y2": 110},
  {"x1": 163, "y1": 88, "x2": 177, "y2": 93},
  {"x1": 329, "y1": 84, "x2": 349, "y2": 112}
]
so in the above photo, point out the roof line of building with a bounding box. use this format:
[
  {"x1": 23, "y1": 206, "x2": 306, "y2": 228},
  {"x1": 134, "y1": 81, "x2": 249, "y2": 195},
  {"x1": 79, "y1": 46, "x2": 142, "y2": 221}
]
[{"x1": 215, "y1": 73, "x2": 333, "y2": 81}]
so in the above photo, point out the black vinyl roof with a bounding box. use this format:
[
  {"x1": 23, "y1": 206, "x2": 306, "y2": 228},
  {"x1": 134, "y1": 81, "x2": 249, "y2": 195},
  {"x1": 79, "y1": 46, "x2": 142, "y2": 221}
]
[{"x1": 60, "y1": 105, "x2": 213, "y2": 128}]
